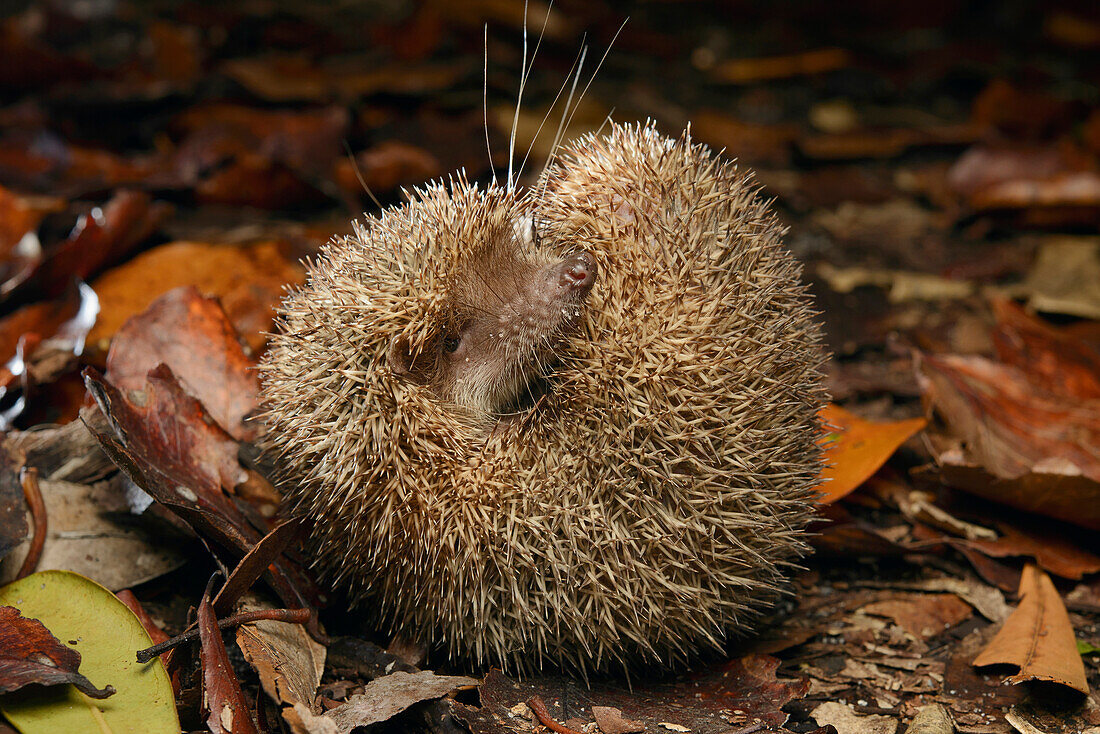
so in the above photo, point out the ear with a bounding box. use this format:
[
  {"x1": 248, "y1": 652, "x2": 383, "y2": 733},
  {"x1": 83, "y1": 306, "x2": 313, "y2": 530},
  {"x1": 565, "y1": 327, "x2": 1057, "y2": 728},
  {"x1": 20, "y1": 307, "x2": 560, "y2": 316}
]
[{"x1": 388, "y1": 335, "x2": 430, "y2": 382}]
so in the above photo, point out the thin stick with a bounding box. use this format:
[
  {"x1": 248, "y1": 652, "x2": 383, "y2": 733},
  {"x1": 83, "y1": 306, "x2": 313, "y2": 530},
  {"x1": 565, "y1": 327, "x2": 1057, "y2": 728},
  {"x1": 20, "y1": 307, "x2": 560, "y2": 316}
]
[
  {"x1": 135, "y1": 608, "x2": 313, "y2": 664},
  {"x1": 16, "y1": 467, "x2": 45, "y2": 581}
]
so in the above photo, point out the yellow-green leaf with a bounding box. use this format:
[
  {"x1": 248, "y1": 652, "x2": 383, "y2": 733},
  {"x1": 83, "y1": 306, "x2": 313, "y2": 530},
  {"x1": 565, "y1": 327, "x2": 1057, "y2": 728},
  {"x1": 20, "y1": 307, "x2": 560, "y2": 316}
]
[{"x1": 0, "y1": 570, "x2": 179, "y2": 734}]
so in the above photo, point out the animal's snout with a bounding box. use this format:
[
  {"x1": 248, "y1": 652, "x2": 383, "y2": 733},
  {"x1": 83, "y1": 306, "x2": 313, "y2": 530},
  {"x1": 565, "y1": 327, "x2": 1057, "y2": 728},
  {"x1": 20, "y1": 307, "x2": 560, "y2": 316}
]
[{"x1": 559, "y1": 252, "x2": 596, "y2": 293}]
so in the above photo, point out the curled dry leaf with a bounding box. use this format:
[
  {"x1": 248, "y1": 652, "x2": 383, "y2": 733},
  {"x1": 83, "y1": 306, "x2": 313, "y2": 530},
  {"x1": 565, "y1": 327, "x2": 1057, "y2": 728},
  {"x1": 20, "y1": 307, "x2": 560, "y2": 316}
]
[
  {"x1": 236, "y1": 601, "x2": 325, "y2": 720},
  {"x1": 919, "y1": 353, "x2": 1100, "y2": 530},
  {"x1": 104, "y1": 286, "x2": 261, "y2": 442},
  {"x1": 818, "y1": 403, "x2": 926, "y2": 503},
  {"x1": 0, "y1": 605, "x2": 113, "y2": 698},
  {"x1": 80, "y1": 369, "x2": 315, "y2": 613},
  {"x1": 973, "y1": 564, "x2": 1088, "y2": 694}
]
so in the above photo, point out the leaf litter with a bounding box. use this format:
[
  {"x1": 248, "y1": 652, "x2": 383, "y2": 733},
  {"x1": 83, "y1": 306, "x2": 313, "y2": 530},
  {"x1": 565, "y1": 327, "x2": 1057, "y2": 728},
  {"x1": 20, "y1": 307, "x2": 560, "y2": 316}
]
[{"x1": 0, "y1": 1, "x2": 1098, "y2": 734}]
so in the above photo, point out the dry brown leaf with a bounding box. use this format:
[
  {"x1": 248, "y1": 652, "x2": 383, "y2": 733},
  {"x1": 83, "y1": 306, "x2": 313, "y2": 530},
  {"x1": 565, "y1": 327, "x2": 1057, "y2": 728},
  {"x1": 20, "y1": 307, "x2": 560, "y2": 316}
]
[
  {"x1": 0, "y1": 477, "x2": 188, "y2": 590},
  {"x1": 972, "y1": 564, "x2": 1088, "y2": 694},
  {"x1": 861, "y1": 593, "x2": 973, "y2": 639},
  {"x1": 236, "y1": 600, "x2": 325, "y2": 719},
  {"x1": 592, "y1": 706, "x2": 645, "y2": 734},
  {"x1": 905, "y1": 704, "x2": 955, "y2": 734},
  {"x1": 1021, "y1": 237, "x2": 1100, "y2": 320}
]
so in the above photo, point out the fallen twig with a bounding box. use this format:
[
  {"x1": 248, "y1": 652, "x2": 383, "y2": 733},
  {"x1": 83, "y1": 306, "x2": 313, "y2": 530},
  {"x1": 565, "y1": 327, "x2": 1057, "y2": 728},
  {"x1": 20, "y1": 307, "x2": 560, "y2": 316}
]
[
  {"x1": 527, "y1": 696, "x2": 587, "y2": 734},
  {"x1": 136, "y1": 607, "x2": 312, "y2": 663},
  {"x1": 15, "y1": 467, "x2": 45, "y2": 581}
]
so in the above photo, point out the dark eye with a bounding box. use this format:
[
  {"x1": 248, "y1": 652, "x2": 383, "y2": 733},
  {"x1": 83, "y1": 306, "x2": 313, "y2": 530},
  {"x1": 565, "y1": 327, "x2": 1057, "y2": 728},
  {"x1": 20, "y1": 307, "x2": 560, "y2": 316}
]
[{"x1": 442, "y1": 335, "x2": 460, "y2": 353}]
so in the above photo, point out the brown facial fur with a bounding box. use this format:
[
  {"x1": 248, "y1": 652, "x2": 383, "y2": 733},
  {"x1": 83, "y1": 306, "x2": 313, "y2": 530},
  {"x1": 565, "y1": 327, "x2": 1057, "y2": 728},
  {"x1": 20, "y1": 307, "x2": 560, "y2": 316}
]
[{"x1": 389, "y1": 222, "x2": 596, "y2": 416}]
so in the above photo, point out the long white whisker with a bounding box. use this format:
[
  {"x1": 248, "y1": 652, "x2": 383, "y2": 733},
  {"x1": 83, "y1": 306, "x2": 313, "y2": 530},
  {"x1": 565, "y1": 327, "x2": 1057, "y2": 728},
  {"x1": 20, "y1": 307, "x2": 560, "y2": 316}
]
[
  {"x1": 483, "y1": 23, "x2": 497, "y2": 184},
  {"x1": 507, "y1": 0, "x2": 530, "y2": 191},
  {"x1": 538, "y1": 41, "x2": 587, "y2": 198},
  {"x1": 594, "y1": 107, "x2": 617, "y2": 138},
  {"x1": 517, "y1": 25, "x2": 589, "y2": 186},
  {"x1": 559, "y1": 18, "x2": 628, "y2": 150},
  {"x1": 342, "y1": 139, "x2": 382, "y2": 210}
]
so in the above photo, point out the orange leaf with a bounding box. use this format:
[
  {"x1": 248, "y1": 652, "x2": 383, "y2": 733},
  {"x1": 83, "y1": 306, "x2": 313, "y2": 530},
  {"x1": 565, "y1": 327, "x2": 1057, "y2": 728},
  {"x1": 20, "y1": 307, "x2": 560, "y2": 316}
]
[
  {"x1": 973, "y1": 564, "x2": 1088, "y2": 694},
  {"x1": 817, "y1": 404, "x2": 926, "y2": 503}
]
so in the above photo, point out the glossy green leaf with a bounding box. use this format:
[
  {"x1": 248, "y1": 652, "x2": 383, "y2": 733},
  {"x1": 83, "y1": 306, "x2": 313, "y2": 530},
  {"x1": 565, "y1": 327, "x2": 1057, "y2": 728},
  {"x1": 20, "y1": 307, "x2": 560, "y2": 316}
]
[{"x1": 0, "y1": 570, "x2": 179, "y2": 734}]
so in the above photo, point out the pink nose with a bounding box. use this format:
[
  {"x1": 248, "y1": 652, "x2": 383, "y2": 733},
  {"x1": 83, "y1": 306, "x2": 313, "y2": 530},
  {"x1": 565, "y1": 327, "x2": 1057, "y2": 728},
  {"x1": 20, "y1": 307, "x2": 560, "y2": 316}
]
[{"x1": 560, "y1": 252, "x2": 596, "y2": 291}]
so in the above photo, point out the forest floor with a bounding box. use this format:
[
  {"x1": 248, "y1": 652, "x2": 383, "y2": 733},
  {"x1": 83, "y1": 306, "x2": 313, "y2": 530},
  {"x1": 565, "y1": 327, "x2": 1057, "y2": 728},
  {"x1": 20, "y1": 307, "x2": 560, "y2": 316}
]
[{"x1": 0, "y1": 1, "x2": 1098, "y2": 733}]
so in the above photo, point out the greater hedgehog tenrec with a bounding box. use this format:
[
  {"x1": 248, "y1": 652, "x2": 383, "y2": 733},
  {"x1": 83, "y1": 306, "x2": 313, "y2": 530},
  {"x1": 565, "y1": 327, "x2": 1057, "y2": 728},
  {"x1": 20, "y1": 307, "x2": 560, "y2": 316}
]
[{"x1": 259, "y1": 121, "x2": 827, "y2": 675}]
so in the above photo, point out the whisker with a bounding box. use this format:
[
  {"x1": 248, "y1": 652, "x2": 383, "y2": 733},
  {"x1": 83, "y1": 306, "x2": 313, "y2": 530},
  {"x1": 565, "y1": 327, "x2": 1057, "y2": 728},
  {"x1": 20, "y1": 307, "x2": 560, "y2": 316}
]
[
  {"x1": 506, "y1": 0, "x2": 531, "y2": 191},
  {"x1": 517, "y1": 32, "x2": 587, "y2": 186},
  {"x1": 343, "y1": 139, "x2": 383, "y2": 210},
  {"x1": 483, "y1": 23, "x2": 497, "y2": 184},
  {"x1": 558, "y1": 18, "x2": 629, "y2": 158}
]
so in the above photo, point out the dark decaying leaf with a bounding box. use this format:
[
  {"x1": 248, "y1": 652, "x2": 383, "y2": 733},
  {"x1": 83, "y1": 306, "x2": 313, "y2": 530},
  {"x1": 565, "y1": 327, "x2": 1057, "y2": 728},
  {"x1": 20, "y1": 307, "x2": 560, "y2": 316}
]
[
  {"x1": 3, "y1": 190, "x2": 170, "y2": 306},
  {"x1": 80, "y1": 367, "x2": 314, "y2": 612},
  {"x1": 0, "y1": 441, "x2": 26, "y2": 560},
  {"x1": 198, "y1": 579, "x2": 258, "y2": 734},
  {"x1": 0, "y1": 605, "x2": 114, "y2": 698},
  {"x1": 0, "y1": 281, "x2": 98, "y2": 430}
]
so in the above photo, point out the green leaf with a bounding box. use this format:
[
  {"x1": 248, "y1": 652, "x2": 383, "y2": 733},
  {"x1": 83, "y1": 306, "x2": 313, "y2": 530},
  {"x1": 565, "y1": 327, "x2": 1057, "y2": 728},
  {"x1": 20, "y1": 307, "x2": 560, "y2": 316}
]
[
  {"x1": 1078, "y1": 640, "x2": 1100, "y2": 656},
  {"x1": 0, "y1": 570, "x2": 179, "y2": 734}
]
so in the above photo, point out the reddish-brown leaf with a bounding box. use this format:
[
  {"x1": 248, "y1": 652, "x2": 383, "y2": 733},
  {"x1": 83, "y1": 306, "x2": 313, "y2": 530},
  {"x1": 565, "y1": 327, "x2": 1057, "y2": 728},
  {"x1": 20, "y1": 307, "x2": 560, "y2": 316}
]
[
  {"x1": 198, "y1": 581, "x2": 258, "y2": 734},
  {"x1": 88, "y1": 240, "x2": 304, "y2": 354},
  {"x1": 81, "y1": 368, "x2": 315, "y2": 613},
  {"x1": 991, "y1": 299, "x2": 1100, "y2": 401},
  {"x1": 919, "y1": 353, "x2": 1100, "y2": 529},
  {"x1": 0, "y1": 606, "x2": 114, "y2": 698},
  {"x1": 104, "y1": 286, "x2": 261, "y2": 442}
]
